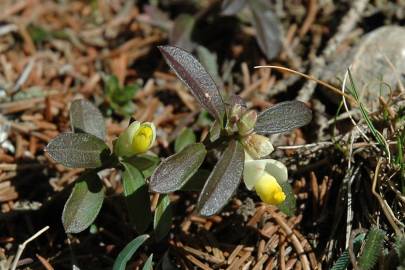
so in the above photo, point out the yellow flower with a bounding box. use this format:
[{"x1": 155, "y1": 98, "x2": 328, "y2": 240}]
[
  {"x1": 132, "y1": 125, "x2": 154, "y2": 154},
  {"x1": 254, "y1": 172, "x2": 286, "y2": 204},
  {"x1": 114, "y1": 121, "x2": 156, "y2": 157},
  {"x1": 243, "y1": 153, "x2": 287, "y2": 205}
]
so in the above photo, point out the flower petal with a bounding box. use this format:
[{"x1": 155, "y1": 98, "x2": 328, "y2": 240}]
[
  {"x1": 132, "y1": 122, "x2": 156, "y2": 154},
  {"x1": 114, "y1": 121, "x2": 140, "y2": 157},
  {"x1": 243, "y1": 159, "x2": 267, "y2": 190},
  {"x1": 254, "y1": 172, "x2": 286, "y2": 205},
  {"x1": 264, "y1": 159, "x2": 288, "y2": 183}
]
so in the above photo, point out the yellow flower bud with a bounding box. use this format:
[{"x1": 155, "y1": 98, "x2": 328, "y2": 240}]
[
  {"x1": 132, "y1": 124, "x2": 154, "y2": 154},
  {"x1": 254, "y1": 172, "x2": 286, "y2": 205},
  {"x1": 114, "y1": 121, "x2": 156, "y2": 157}
]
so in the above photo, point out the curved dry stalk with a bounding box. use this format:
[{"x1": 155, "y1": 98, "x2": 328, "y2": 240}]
[
  {"x1": 372, "y1": 158, "x2": 403, "y2": 235},
  {"x1": 254, "y1": 65, "x2": 357, "y2": 104},
  {"x1": 267, "y1": 207, "x2": 311, "y2": 270}
]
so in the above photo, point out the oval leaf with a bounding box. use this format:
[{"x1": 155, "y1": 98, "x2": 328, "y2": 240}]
[
  {"x1": 169, "y1": 14, "x2": 196, "y2": 51},
  {"x1": 277, "y1": 181, "x2": 296, "y2": 216},
  {"x1": 46, "y1": 133, "x2": 109, "y2": 168},
  {"x1": 196, "y1": 140, "x2": 244, "y2": 216},
  {"x1": 249, "y1": 0, "x2": 283, "y2": 59},
  {"x1": 174, "y1": 127, "x2": 196, "y2": 153},
  {"x1": 158, "y1": 45, "x2": 225, "y2": 124},
  {"x1": 153, "y1": 194, "x2": 172, "y2": 242},
  {"x1": 255, "y1": 101, "x2": 312, "y2": 135},
  {"x1": 70, "y1": 99, "x2": 106, "y2": 140},
  {"x1": 122, "y1": 162, "x2": 152, "y2": 233},
  {"x1": 150, "y1": 143, "x2": 206, "y2": 193},
  {"x1": 113, "y1": 234, "x2": 150, "y2": 270},
  {"x1": 221, "y1": 0, "x2": 248, "y2": 15},
  {"x1": 62, "y1": 173, "x2": 105, "y2": 233}
]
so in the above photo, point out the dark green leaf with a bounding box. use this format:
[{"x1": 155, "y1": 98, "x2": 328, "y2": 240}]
[
  {"x1": 248, "y1": 0, "x2": 282, "y2": 59},
  {"x1": 181, "y1": 169, "x2": 210, "y2": 191},
  {"x1": 154, "y1": 195, "x2": 172, "y2": 242},
  {"x1": 209, "y1": 119, "x2": 221, "y2": 142},
  {"x1": 113, "y1": 234, "x2": 150, "y2": 270},
  {"x1": 112, "y1": 84, "x2": 139, "y2": 105},
  {"x1": 255, "y1": 101, "x2": 312, "y2": 135},
  {"x1": 277, "y1": 181, "x2": 296, "y2": 216},
  {"x1": 123, "y1": 154, "x2": 160, "y2": 174},
  {"x1": 196, "y1": 140, "x2": 244, "y2": 216},
  {"x1": 196, "y1": 46, "x2": 221, "y2": 87},
  {"x1": 46, "y1": 133, "x2": 109, "y2": 168},
  {"x1": 150, "y1": 143, "x2": 206, "y2": 193},
  {"x1": 170, "y1": 14, "x2": 196, "y2": 51},
  {"x1": 106, "y1": 75, "x2": 120, "y2": 97},
  {"x1": 174, "y1": 128, "x2": 196, "y2": 153},
  {"x1": 122, "y1": 162, "x2": 152, "y2": 233},
  {"x1": 123, "y1": 154, "x2": 159, "y2": 170},
  {"x1": 142, "y1": 254, "x2": 153, "y2": 270},
  {"x1": 70, "y1": 99, "x2": 106, "y2": 140},
  {"x1": 111, "y1": 101, "x2": 135, "y2": 116},
  {"x1": 359, "y1": 228, "x2": 385, "y2": 270},
  {"x1": 62, "y1": 172, "x2": 105, "y2": 233},
  {"x1": 221, "y1": 0, "x2": 247, "y2": 15},
  {"x1": 158, "y1": 46, "x2": 225, "y2": 125},
  {"x1": 331, "y1": 233, "x2": 366, "y2": 270}
]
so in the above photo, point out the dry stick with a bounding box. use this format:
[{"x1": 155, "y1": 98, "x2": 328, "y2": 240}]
[
  {"x1": 372, "y1": 158, "x2": 404, "y2": 235},
  {"x1": 268, "y1": 209, "x2": 311, "y2": 270},
  {"x1": 254, "y1": 66, "x2": 356, "y2": 105},
  {"x1": 299, "y1": 0, "x2": 318, "y2": 37},
  {"x1": 11, "y1": 226, "x2": 50, "y2": 270},
  {"x1": 296, "y1": 0, "x2": 370, "y2": 102}
]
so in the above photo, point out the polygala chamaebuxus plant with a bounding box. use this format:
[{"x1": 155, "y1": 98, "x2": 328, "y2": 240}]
[
  {"x1": 46, "y1": 99, "x2": 164, "y2": 236},
  {"x1": 150, "y1": 45, "x2": 312, "y2": 216}
]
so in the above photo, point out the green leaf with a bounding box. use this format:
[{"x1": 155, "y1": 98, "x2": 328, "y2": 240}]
[
  {"x1": 196, "y1": 46, "x2": 221, "y2": 87},
  {"x1": 196, "y1": 140, "x2": 244, "y2": 216},
  {"x1": 255, "y1": 101, "x2": 312, "y2": 135},
  {"x1": 331, "y1": 233, "x2": 366, "y2": 270},
  {"x1": 150, "y1": 143, "x2": 207, "y2": 193},
  {"x1": 46, "y1": 133, "x2": 109, "y2": 168},
  {"x1": 70, "y1": 99, "x2": 106, "y2": 140},
  {"x1": 181, "y1": 169, "x2": 210, "y2": 191},
  {"x1": 158, "y1": 46, "x2": 226, "y2": 125},
  {"x1": 123, "y1": 154, "x2": 160, "y2": 171},
  {"x1": 395, "y1": 236, "x2": 405, "y2": 269},
  {"x1": 170, "y1": 14, "x2": 196, "y2": 51},
  {"x1": 113, "y1": 234, "x2": 150, "y2": 270},
  {"x1": 174, "y1": 128, "x2": 196, "y2": 153},
  {"x1": 248, "y1": 0, "x2": 282, "y2": 59},
  {"x1": 153, "y1": 195, "x2": 172, "y2": 242},
  {"x1": 209, "y1": 119, "x2": 221, "y2": 142},
  {"x1": 62, "y1": 172, "x2": 105, "y2": 233},
  {"x1": 221, "y1": 0, "x2": 247, "y2": 15},
  {"x1": 122, "y1": 162, "x2": 152, "y2": 233},
  {"x1": 112, "y1": 84, "x2": 139, "y2": 105},
  {"x1": 142, "y1": 254, "x2": 153, "y2": 270},
  {"x1": 105, "y1": 75, "x2": 120, "y2": 98},
  {"x1": 277, "y1": 181, "x2": 296, "y2": 216},
  {"x1": 358, "y1": 228, "x2": 385, "y2": 270}
]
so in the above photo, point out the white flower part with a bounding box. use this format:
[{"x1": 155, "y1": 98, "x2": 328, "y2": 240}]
[
  {"x1": 115, "y1": 121, "x2": 140, "y2": 157},
  {"x1": 256, "y1": 135, "x2": 274, "y2": 157},
  {"x1": 264, "y1": 159, "x2": 288, "y2": 183},
  {"x1": 243, "y1": 159, "x2": 267, "y2": 190},
  {"x1": 243, "y1": 158, "x2": 288, "y2": 190}
]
